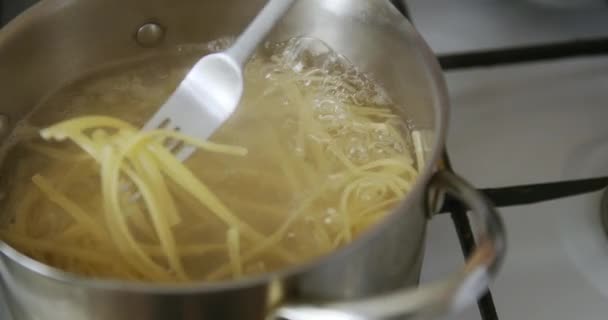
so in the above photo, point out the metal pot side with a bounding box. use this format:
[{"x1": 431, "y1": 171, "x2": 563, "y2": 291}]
[{"x1": 0, "y1": 1, "x2": 505, "y2": 320}]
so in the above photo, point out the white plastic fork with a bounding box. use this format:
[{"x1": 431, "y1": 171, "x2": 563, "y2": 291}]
[{"x1": 143, "y1": 0, "x2": 295, "y2": 161}]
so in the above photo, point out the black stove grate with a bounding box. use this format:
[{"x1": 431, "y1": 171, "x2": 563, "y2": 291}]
[
  {"x1": 437, "y1": 151, "x2": 608, "y2": 320},
  {"x1": 389, "y1": 1, "x2": 608, "y2": 319},
  {"x1": 438, "y1": 38, "x2": 608, "y2": 70},
  {"x1": 439, "y1": 151, "x2": 500, "y2": 320}
]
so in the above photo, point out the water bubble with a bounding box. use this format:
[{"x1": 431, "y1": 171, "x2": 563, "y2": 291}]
[
  {"x1": 292, "y1": 62, "x2": 304, "y2": 73},
  {"x1": 294, "y1": 146, "x2": 305, "y2": 158}
]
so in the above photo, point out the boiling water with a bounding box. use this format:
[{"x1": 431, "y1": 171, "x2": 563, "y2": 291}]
[{"x1": 0, "y1": 38, "x2": 418, "y2": 282}]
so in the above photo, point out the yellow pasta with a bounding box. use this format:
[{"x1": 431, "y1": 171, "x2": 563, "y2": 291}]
[
  {"x1": 0, "y1": 38, "x2": 420, "y2": 283},
  {"x1": 227, "y1": 228, "x2": 243, "y2": 278},
  {"x1": 31, "y1": 174, "x2": 104, "y2": 241}
]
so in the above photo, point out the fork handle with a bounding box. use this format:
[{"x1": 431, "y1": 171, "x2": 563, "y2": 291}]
[{"x1": 227, "y1": 0, "x2": 296, "y2": 66}]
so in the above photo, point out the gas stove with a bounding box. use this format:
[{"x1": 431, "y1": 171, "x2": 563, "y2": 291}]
[
  {"x1": 401, "y1": 1, "x2": 608, "y2": 319},
  {"x1": 2, "y1": 1, "x2": 608, "y2": 319}
]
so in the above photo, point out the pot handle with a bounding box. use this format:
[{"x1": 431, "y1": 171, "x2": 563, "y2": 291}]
[{"x1": 273, "y1": 170, "x2": 506, "y2": 320}]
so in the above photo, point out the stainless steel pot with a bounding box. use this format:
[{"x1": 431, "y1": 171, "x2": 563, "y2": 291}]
[{"x1": 0, "y1": 1, "x2": 506, "y2": 319}]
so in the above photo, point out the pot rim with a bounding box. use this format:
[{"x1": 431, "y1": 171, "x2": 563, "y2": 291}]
[{"x1": 0, "y1": 0, "x2": 450, "y2": 295}]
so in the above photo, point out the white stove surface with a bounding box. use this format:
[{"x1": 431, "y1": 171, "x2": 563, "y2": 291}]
[{"x1": 421, "y1": 55, "x2": 608, "y2": 320}]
